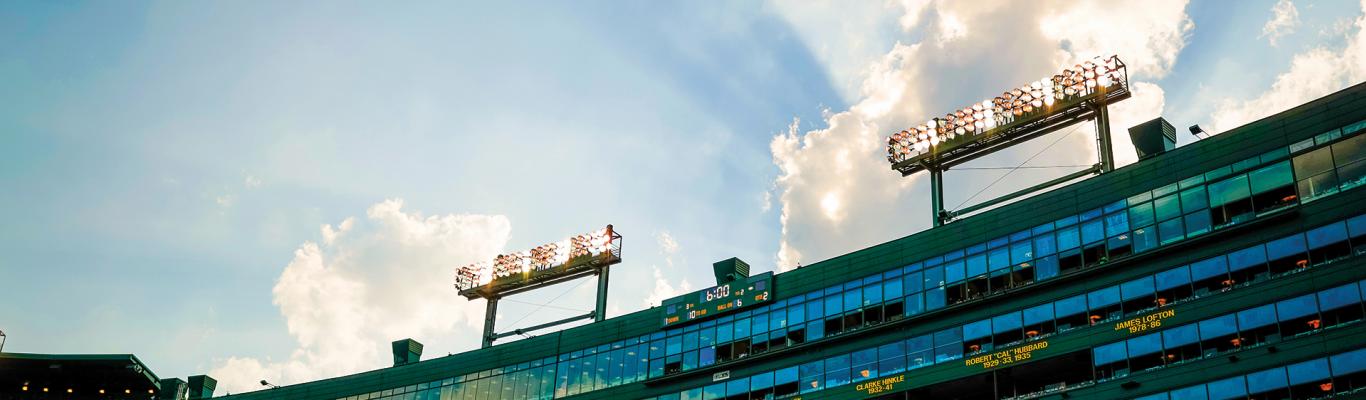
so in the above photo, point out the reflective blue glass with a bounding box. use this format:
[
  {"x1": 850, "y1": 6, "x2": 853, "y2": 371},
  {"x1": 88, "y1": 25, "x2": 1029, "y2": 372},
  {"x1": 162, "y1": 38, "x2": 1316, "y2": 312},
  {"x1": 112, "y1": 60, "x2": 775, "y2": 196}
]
[
  {"x1": 1162, "y1": 324, "x2": 1199, "y2": 347},
  {"x1": 1205, "y1": 376, "x2": 1247, "y2": 400},
  {"x1": 1121, "y1": 276, "x2": 1155, "y2": 301},
  {"x1": 1155, "y1": 265, "x2": 1191, "y2": 291},
  {"x1": 1088, "y1": 286, "x2": 1121, "y2": 308},
  {"x1": 963, "y1": 320, "x2": 991, "y2": 341},
  {"x1": 992, "y1": 312, "x2": 1022, "y2": 334},
  {"x1": 1318, "y1": 283, "x2": 1362, "y2": 311},
  {"x1": 1285, "y1": 358, "x2": 1330, "y2": 385},
  {"x1": 945, "y1": 260, "x2": 966, "y2": 284},
  {"x1": 1236, "y1": 304, "x2": 1276, "y2": 330},
  {"x1": 988, "y1": 248, "x2": 1010, "y2": 272},
  {"x1": 1154, "y1": 194, "x2": 1182, "y2": 222},
  {"x1": 1082, "y1": 220, "x2": 1105, "y2": 244},
  {"x1": 1130, "y1": 202, "x2": 1156, "y2": 228},
  {"x1": 1330, "y1": 348, "x2": 1366, "y2": 376},
  {"x1": 1127, "y1": 332, "x2": 1162, "y2": 357},
  {"x1": 1092, "y1": 341, "x2": 1127, "y2": 366},
  {"x1": 1198, "y1": 314, "x2": 1238, "y2": 340},
  {"x1": 1106, "y1": 212, "x2": 1130, "y2": 237},
  {"x1": 1011, "y1": 240, "x2": 1033, "y2": 265},
  {"x1": 1058, "y1": 226, "x2": 1081, "y2": 251},
  {"x1": 1168, "y1": 384, "x2": 1207, "y2": 400},
  {"x1": 1265, "y1": 234, "x2": 1307, "y2": 261},
  {"x1": 1275, "y1": 294, "x2": 1318, "y2": 321},
  {"x1": 966, "y1": 254, "x2": 987, "y2": 277},
  {"x1": 1306, "y1": 222, "x2": 1348, "y2": 249},
  {"x1": 1227, "y1": 245, "x2": 1267, "y2": 272},
  {"x1": 1246, "y1": 367, "x2": 1288, "y2": 394},
  {"x1": 1180, "y1": 187, "x2": 1208, "y2": 211},
  {"x1": 1190, "y1": 257, "x2": 1228, "y2": 281},
  {"x1": 1035, "y1": 234, "x2": 1057, "y2": 256},
  {"x1": 1022, "y1": 303, "x2": 1053, "y2": 326}
]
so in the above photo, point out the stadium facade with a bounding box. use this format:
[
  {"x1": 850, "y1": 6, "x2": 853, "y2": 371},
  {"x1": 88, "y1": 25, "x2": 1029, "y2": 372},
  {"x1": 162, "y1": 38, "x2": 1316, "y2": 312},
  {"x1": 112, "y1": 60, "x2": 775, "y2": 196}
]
[{"x1": 216, "y1": 83, "x2": 1366, "y2": 400}]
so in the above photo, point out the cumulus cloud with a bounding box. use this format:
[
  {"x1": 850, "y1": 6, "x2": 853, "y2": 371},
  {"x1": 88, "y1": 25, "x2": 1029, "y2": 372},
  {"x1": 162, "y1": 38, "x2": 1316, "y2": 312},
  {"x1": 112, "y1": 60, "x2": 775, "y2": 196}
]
[
  {"x1": 768, "y1": 1, "x2": 1189, "y2": 271},
  {"x1": 1213, "y1": 0, "x2": 1366, "y2": 132},
  {"x1": 1262, "y1": 0, "x2": 1301, "y2": 47},
  {"x1": 209, "y1": 199, "x2": 510, "y2": 394},
  {"x1": 644, "y1": 231, "x2": 692, "y2": 307}
]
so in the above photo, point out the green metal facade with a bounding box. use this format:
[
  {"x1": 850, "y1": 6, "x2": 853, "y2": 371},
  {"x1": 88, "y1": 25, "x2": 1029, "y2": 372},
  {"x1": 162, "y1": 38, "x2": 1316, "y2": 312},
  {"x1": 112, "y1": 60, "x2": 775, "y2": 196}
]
[{"x1": 217, "y1": 84, "x2": 1366, "y2": 400}]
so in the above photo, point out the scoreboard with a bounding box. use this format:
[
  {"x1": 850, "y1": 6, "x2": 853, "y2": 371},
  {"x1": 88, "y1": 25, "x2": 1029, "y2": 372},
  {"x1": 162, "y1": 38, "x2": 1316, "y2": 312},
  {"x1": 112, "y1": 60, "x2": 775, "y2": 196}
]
[{"x1": 661, "y1": 272, "x2": 773, "y2": 328}]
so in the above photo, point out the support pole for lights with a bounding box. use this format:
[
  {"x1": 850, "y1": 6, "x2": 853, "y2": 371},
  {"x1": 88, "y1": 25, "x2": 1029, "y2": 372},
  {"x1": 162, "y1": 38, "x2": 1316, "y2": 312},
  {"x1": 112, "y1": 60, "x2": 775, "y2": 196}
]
[
  {"x1": 481, "y1": 297, "x2": 499, "y2": 348},
  {"x1": 1096, "y1": 93, "x2": 1115, "y2": 173},
  {"x1": 930, "y1": 167, "x2": 945, "y2": 227}
]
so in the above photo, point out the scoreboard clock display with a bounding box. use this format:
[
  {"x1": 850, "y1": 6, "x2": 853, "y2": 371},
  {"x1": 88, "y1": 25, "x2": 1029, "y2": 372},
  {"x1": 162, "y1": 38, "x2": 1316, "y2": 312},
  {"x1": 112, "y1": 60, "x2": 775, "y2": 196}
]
[{"x1": 661, "y1": 272, "x2": 773, "y2": 328}]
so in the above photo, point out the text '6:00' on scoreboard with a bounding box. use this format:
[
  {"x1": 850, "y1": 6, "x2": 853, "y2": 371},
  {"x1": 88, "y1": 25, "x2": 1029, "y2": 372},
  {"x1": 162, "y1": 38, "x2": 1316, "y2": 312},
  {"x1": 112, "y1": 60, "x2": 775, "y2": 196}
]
[{"x1": 661, "y1": 272, "x2": 773, "y2": 328}]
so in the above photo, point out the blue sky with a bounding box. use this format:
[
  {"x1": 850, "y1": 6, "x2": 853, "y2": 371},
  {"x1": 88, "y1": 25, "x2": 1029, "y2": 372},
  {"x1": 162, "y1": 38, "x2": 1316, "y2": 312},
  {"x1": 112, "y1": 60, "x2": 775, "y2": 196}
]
[{"x1": 2, "y1": 0, "x2": 1363, "y2": 393}]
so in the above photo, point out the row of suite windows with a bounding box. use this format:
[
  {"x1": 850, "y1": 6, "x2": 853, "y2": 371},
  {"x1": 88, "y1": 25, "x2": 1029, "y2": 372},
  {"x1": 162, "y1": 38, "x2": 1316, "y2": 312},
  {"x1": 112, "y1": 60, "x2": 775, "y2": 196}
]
[
  {"x1": 648, "y1": 278, "x2": 1366, "y2": 400},
  {"x1": 638, "y1": 214, "x2": 1366, "y2": 400},
  {"x1": 1133, "y1": 347, "x2": 1366, "y2": 400},
  {"x1": 331, "y1": 121, "x2": 1366, "y2": 400},
  {"x1": 1093, "y1": 281, "x2": 1366, "y2": 382}
]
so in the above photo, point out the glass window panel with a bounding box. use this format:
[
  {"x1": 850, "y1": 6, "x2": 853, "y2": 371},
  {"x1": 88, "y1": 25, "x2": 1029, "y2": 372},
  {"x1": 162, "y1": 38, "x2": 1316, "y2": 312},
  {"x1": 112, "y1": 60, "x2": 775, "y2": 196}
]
[
  {"x1": 798, "y1": 361, "x2": 822, "y2": 394},
  {"x1": 1298, "y1": 170, "x2": 1340, "y2": 201},
  {"x1": 1198, "y1": 314, "x2": 1238, "y2": 340},
  {"x1": 1155, "y1": 265, "x2": 1192, "y2": 291},
  {"x1": 1337, "y1": 158, "x2": 1366, "y2": 191},
  {"x1": 1265, "y1": 234, "x2": 1307, "y2": 261},
  {"x1": 863, "y1": 283, "x2": 883, "y2": 306},
  {"x1": 1276, "y1": 294, "x2": 1318, "y2": 321},
  {"x1": 1247, "y1": 367, "x2": 1288, "y2": 394},
  {"x1": 733, "y1": 318, "x2": 751, "y2": 340},
  {"x1": 1010, "y1": 240, "x2": 1033, "y2": 265},
  {"x1": 1209, "y1": 175, "x2": 1251, "y2": 207},
  {"x1": 1133, "y1": 225, "x2": 1159, "y2": 253},
  {"x1": 1130, "y1": 202, "x2": 1156, "y2": 232},
  {"x1": 1159, "y1": 217, "x2": 1185, "y2": 245},
  {"x1": 1307, "y1": 222, "x2": 1349, "y2": 249},
  {"x1": 824, "y1": 354, "x2": 851, "y2": 388},
  {"x1": 1227, "y1": 245, "x2": 1267, "y2": 272},
  {"x1": 1294, "y1": 146, "x2": 1336, "y2": 178},
  {"x1": 1035, "y1": 234, "x2": 1057, "y2": 257},
  {"x1": 988, "y1": 248, "x2": 1010, "y2": 272},
  {"x1": 945, "y1": 260, "x2": 966, "y2": 283},
  {"x1": 1121, "y1": 276, "x2": 1156, "y2": 301},
  {"x1": 806, "y1": 300, "x2": 824, "y2": 321},
  {"x1": 1334, "y1": 133, "x2": 1366, "y2": 166},
  {"x1": 924, "y1": 265, "x2": 944, "y2": 289},
  {"x1": 1127, "y1": 332, "x2": 1162, "y2": 357},
  {"x1": 883, "y1": 277, "x2": 903, "y2": 300},
  {"x1": 726, "y1": 378, "x2": 749, "y2": 397},
  {"x1": 842, "y1": 288, "x2": 861, "y2": 312},
  {"x1": 1185, "y1": 212, "x2": 1212, "y2": 237},
  {"x1": 1092, "y1": 341, "x2": 1128, "y2": 366},
  {"x1": 1058, "y1": 226, "x2": 1081, "y2": 251},
  {"x1": 1162, "y1": 323, "x2": 1200, "y2": 347},
  {"x1": 1036, "y1": 255, "x2": 1059, "y2": 281},
  {"x1": 993, "y1": 312, "x2": 1022, "y2": 334},
  {"x1": 925, "y1": 286, "x2": 946, "y2": 310},
  {"x1": 1331, "y1": 348, "x2": 1366, "y2": 376},
  {"x1": 1190, "y1": 257, "x2": 1229, "y2": 281},
  {"x1": 1169, "y1": 385, "x2": 1208, "y2": 400},
  {"x1": 1249, "y1": 161, "x2": 1294, "y2": 195},
  {"x1": 1318, "y1": 283, "x2": 1362, "y2": 311},
  {"x1": 905, "y1": 272, "x2": 923, "y2": 293},
  {"x1": 1082, "y1": 220, "x2": 1105, "y2": 244},
  {"x1": 1286, "y1": 358, "x2": 1331, "y2": 385},
  {"x1": 1023, "y1": 303, "x2": 1054, "y2": 326},
  {"x1": 1180, "y1": 187, "x2": 1208, "y2": 211},
  {"x1": 963, "y1": 319, "x2": 992, "y2": 341},
  {"x1": 1154, "y1": 194, "x2": 1182, "y2": 222},
  {"x1": 1236, "y1": 304, "x2": 1276, "y2": 330},
  {"x1": 1135, "y1": 394, "x2": 1169, "y2": 400},
  {"x1": 1055, "y1": 295, "x2": 1087, "y2": 317},
  {"x1": 1205, "y1": 376, "x2": 1247, "y2": 400},
  {"x1": 750, "y1": 371, "x2": 773, "y2": 391},
  {"x1": 1106, "y1": 212, "x2": 1130, "y2": 237},
  {"x1": 1088, "y1": 286, "x2": 1121, "y2": 308}
]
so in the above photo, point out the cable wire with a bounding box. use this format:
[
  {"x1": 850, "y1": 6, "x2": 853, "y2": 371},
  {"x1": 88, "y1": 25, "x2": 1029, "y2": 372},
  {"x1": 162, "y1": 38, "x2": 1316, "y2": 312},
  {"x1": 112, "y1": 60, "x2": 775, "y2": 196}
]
[
  {"x1": 953, "y1": 123, "x2": 1088, "y2": 210},
  {"x1": 503, "y1": 277, "x2": 593, "y2": 330},
  {"x1": 501, "y1": 297, "x2": 591, "y2": 313}
]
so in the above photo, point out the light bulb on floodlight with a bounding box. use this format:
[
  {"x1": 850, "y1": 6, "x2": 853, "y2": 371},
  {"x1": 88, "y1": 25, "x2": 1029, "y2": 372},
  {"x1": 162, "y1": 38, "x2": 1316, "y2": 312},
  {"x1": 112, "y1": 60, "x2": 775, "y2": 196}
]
[{"x1": 1098, "y1": 74, "x2": 1111, "y2": 87}]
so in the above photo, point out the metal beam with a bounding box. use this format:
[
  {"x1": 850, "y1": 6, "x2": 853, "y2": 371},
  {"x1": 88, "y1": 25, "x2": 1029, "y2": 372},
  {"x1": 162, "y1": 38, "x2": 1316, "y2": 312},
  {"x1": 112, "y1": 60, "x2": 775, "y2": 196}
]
[
  {"x1": 481, "y1": 297, "x2": 498, "y2": 348},
  {"x1": 930, "y1": 168, "x2": 945, "y2": 227},
  {"x1": 595, "y1": 266, "x2": 610, "y2": 322},
  {"x1": 490, "y1": 311, "x2": 597, "y2": 340},
  {"x1": 1096, "y1": 101, "x2": 1115, "y2": 172},
  {"x1": 949, "y1": 164, "x2": 1102, "y2": 220}
]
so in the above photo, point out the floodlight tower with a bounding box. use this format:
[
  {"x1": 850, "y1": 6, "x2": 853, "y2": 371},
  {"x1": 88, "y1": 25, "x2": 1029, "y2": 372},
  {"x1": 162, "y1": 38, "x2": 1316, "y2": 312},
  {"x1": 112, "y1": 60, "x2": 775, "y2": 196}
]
[
  {"x1": 455, "y1": 225, "x2": 623, "y2": 348},
  {"x1": 887, "y1": 55, "x2": 1132, "y2": 226}
]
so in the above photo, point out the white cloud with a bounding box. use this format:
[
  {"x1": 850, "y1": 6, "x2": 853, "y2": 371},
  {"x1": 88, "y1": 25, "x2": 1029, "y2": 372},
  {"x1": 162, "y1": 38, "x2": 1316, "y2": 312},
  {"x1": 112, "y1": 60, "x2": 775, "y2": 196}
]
[
  {"x1": 215, "y1": 195, "x2": 234, "y2": 208},
  {"x1": 768, "y1": 1, "x2": 1190, "y2": 271},
  {"x1": 209, "y1": 199, "x2": 510, "y2": 394},
  {"x1": 244, "y1": 174, "x2": 263, "y2": 188},
  {"x1": 1262, "y1": 0, "x2": 1301, "y2": 47},
  {"x1": 1212, "y1": 1, "x2": 1366, "y2": 132},
  {"x1": 644, "y1": 231, "x2": 691, "y2": 307}
]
